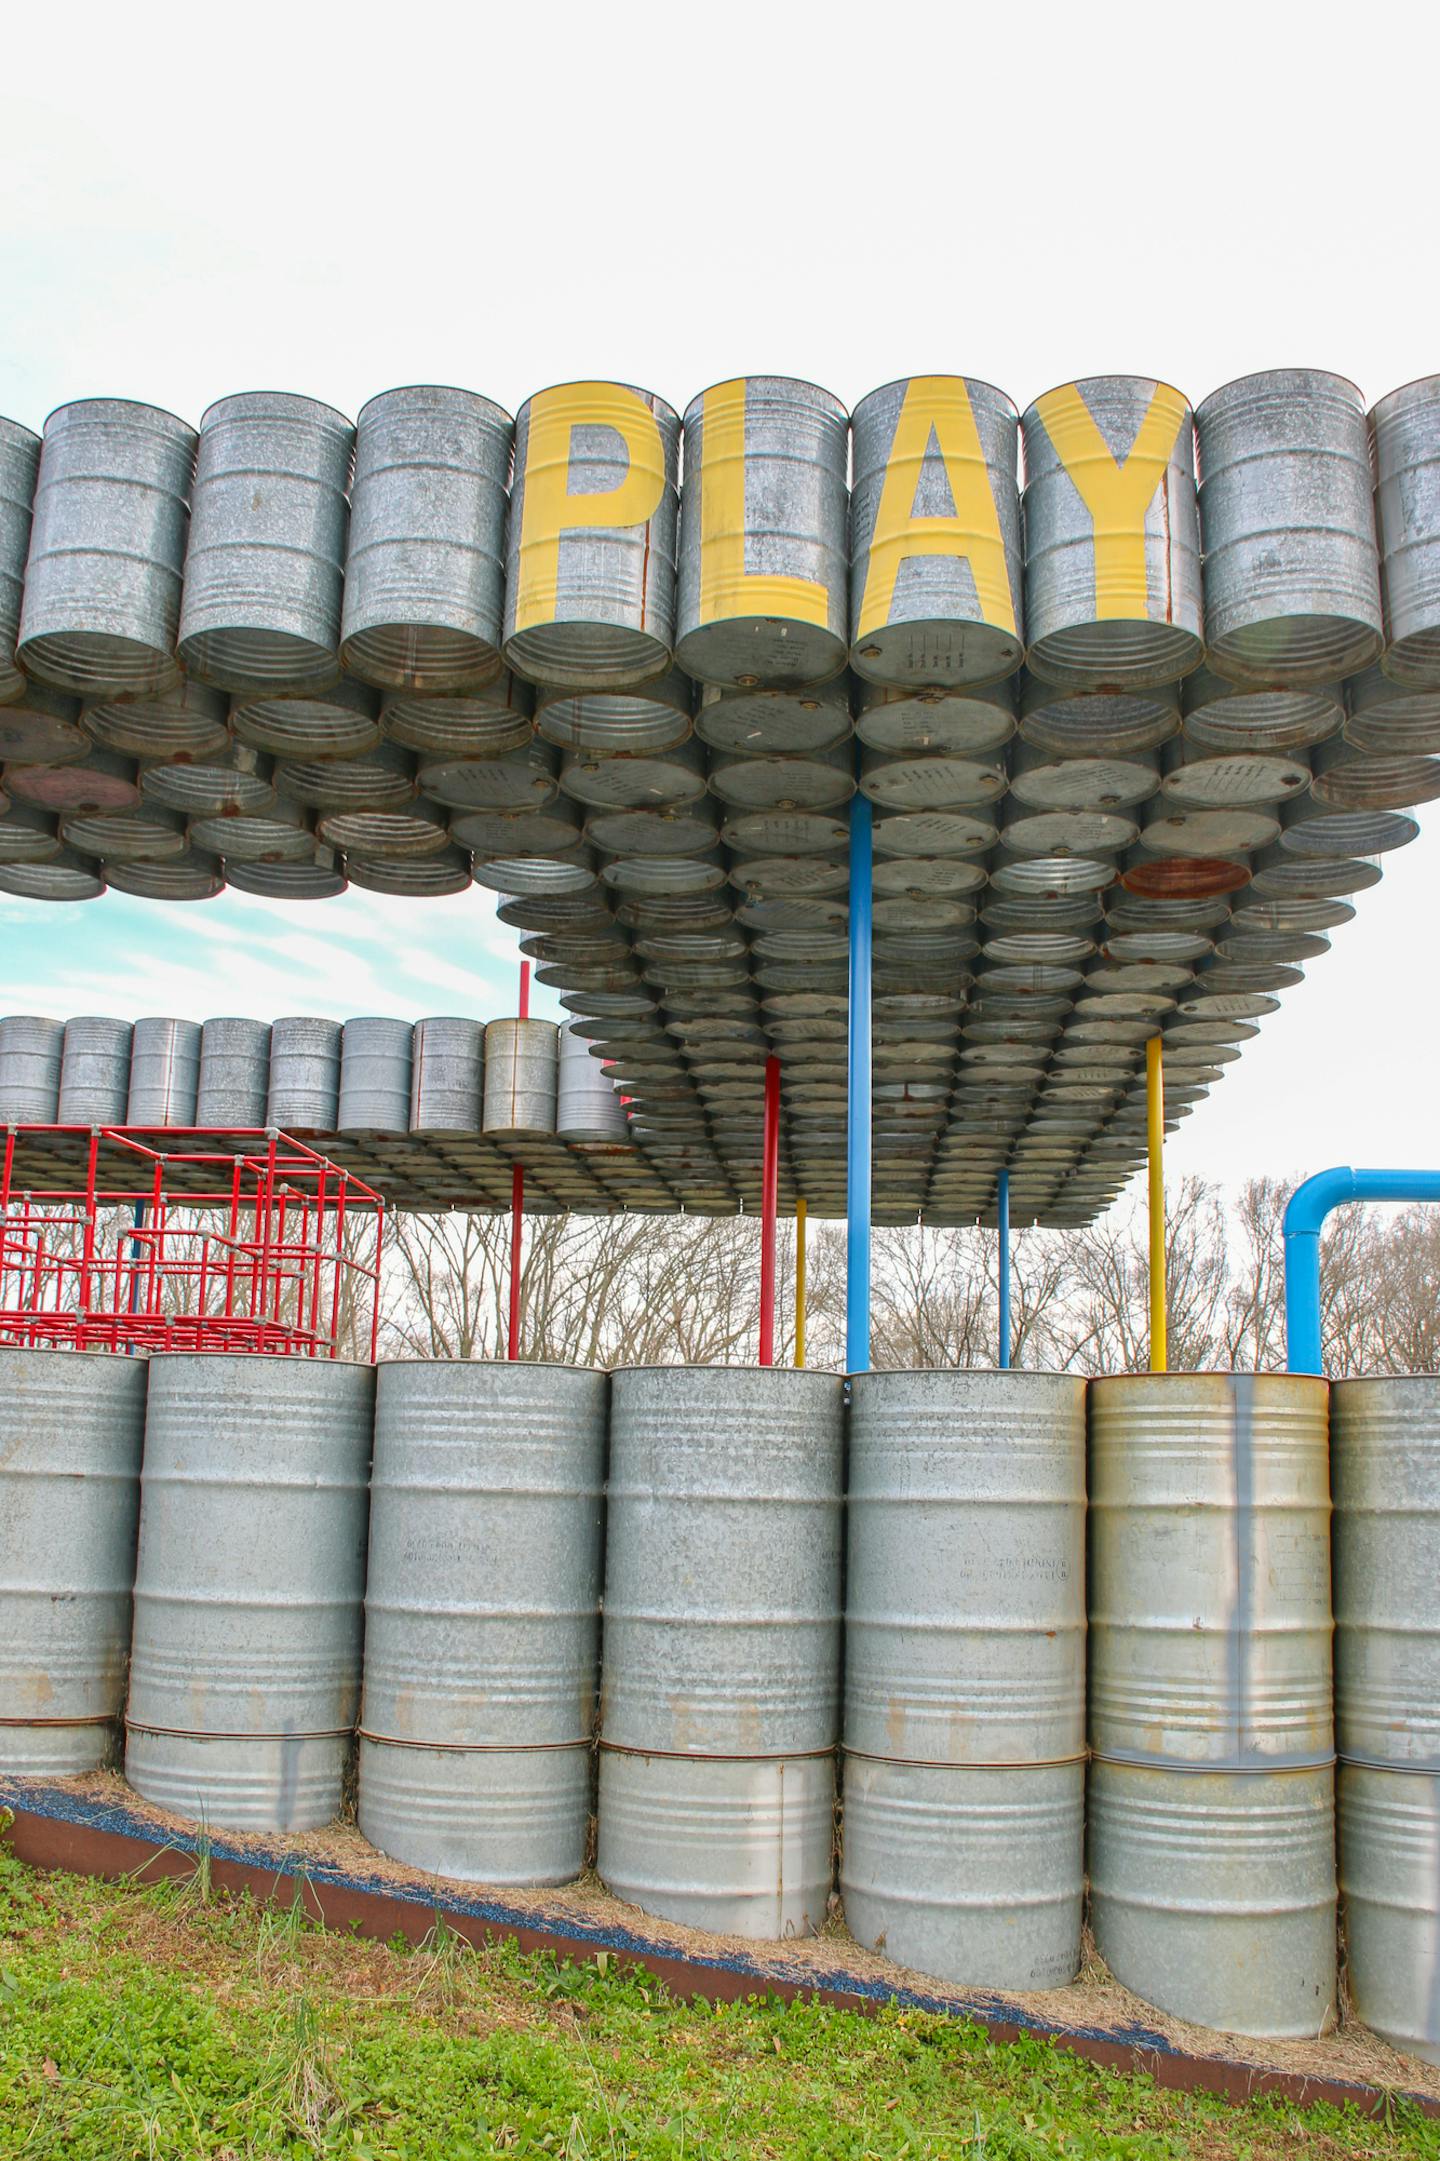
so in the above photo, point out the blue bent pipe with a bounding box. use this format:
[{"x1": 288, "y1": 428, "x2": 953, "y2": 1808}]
[
  {"x1": 997, "y1": 1168, "x2": 1012, "y2": 1370},
  {"x1": 1285, "y1": 1166, "x2": 1440, "y2": 1374},
  {"x1": 846, "y1": 794, "x2": 873, "y2": 1374}
]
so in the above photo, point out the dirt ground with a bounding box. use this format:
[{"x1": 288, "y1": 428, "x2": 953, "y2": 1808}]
[{"x1": 4, "y1": 1764, "x2": 1436, "y2": 2112}]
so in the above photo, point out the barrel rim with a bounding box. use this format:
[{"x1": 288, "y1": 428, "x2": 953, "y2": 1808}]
[
  {"x1": 198, "y1": 389, "x2": 354, "y2": 433},
  {"x1": 681, "y1": 374, "x2": 850, "y2": 425},
  {"x1": 851, "y1": 373, "x2": 1018, "y2": 421},
  {"x1": 375, "y1": 1355, "x2": 605, "y2": 1377},
  {"x1": 1087, "y1": 1368, "x2": 1329, "y2": 1390},
  {"x1": 355, "y1": 383, "x2": 515, "y2": 430},
  {"x1": 1021, "y1": 373, "x2": 1194, "y2": 424},
  {"x1": 1194, "y1": 365, "x2": 1366, "y2": 420},
  {"x1": 513, "y1": 379, "x2": 680, "y2": 428},
  {"x1": 40, "y1": 394, "x2": 197, "y2": 440},
  {"x1": 607, "y1": 1361, "x2": 844, "y2": 1381},
  {"x1": 1368, "y1": 371, "x2": 1440, "y2": 424}
]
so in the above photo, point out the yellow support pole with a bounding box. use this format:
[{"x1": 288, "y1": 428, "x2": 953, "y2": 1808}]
[
  {"x1": 1147, "y1": 1033, "x2": 1167, "y2": 1373},
  {"x1": 794, "y1": 1196, "x2": 808, "y2": 1369}
]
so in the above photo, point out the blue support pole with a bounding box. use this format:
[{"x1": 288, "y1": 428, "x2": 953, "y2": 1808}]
[
  {"x1": 846, "y1": 793, "x2": 873, "y2": 1375},
  {"x1": 997, "y1": 1168, "x2": 1011, "y2": 1370},
  {"x1": 1284, "y1": 1166, "x2": 1440, "y2": 1374}
]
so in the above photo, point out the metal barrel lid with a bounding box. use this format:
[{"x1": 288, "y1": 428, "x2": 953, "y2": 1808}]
[
  {"x1": 1342, "y1": 664, "x2": 1440, "y2": 753},
  {"x1": 190, "y1": 800, "x2": 316, "y2": 862},
  {"x1": 1160, "y1": 735, "x2": 1313, "y2": 808},
  {"x1": 346, "y1": 849, "x2": 473, "y2": 897},
  {"x1": 694, "y1": 677, "x2": 852, "y2": 753},
  {"x1": 274, "y1": 740, "x2": 418, "y2": 812},
  {"x1": 232, "y1": 676, "x2": 382, "y2": 759},
  {"x1": 0, "y1": 683, "x2": 87, "y2": 764},
  {"x1": 82, "y1": 681, "x2": 230, "y2": 761},
  {"x1": 418, "y1": 734, "x2": 557, "y2": 811},
  {"x1": 536, "y1": 669, "x2": 693, "y2": 753},
  {"x1": 0, "y1": 846, "x2": 105, "y2": 900},
  {"x1": 103, "y1": 848, "x2": 224, "y2": 901},
  {"x1": 1181, "y1": 664, "x2": 1344, "y2": 750},
  {"x1": 6, "y1": 744, "x2": 139, "y2": 814},
  {"x1": 471, "y1": 850, "x2": 596, "y2": 894},
  {"x1": 380, "y1": 678, "x2": 533, "y2": 757},
  {"x1": 448, "y1": 801, "x2": 582, "y2": 855},
  {"x1": 559, "y1": 737, "x2": 707, "y2": 811},
  {"x1": 139, "y1": 738, "x2": 276, "y2": 815},
  {"x1": 589, "y1": 800, "x2": 722, "y2": 855},
  {"x1": 224, "y1": 851, "x2": 348, "y2": 900},
  {"x1": 63, "y1": 800, "x2": 187, "y2": 862},
  {"x1": 0, "y1": 801, "x2": 63, "y2": 864}
]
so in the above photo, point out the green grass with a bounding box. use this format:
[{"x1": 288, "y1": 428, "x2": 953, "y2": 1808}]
[{"x1": 0, "y1": 1828, "x2": 1436, "y2": 2160}]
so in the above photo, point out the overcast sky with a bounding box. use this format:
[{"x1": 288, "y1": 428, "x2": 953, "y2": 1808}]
[{"x1": 0, "y1": 1, "x2": 1433, "y2": 1203}]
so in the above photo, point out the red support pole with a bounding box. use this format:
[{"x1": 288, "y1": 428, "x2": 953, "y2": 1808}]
[
  {"x1": 519, "y1": 960, "x2": 531, "y2": 1020},
  {"x1": 759, "y1": 1053, "x2": 781, "y2": 1367},
  {"x1": 507, "y1": 1163, "x2": 524, "y2": 1361}
]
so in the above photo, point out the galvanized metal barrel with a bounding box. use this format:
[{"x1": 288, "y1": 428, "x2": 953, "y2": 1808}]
[
  {"x1": 18, "y1": 398, "x2": 197, "y2": 695},
  {"x1": 337, "y1": 1016, "x2": 414, "y2": 1134},
  {"x1": 179, "y1": 392, "x2": 355, "y2": 693},
  {"x1": 267, "y1": 1015, "x2": 343, "y2": 1130},
  {"x1": 504, "y1": 381, "x2": 679, "y2": 688},
  {"x1": 1088, "y1": 1759, "x2": 1337, "y2": 2039},
  {"x1": 841, "y1": 1758, "x2": 1084, "y2": 1989},
  {"x1": 677, "y1": 377, "x2": 849, "y2": 688},
  {"x1": 126, "y1": 1017, "x2": 202, "y2": 1126},
  {"x1": 1370, "y1": 376, "x2": 1440, "y2": 688},
  {"x1": 598, "y1": 1749, "x2": 835, "y2": 1938},
  {"x1": 0, "y1": 1347, "x2": 148, "y2": 1775},
  {"x1": 125, "y1": 1355, "x2": 374, "y2": 1831},
  {"x1": 1338, "y1": 1761, "x2": 1440, "y2": 2065},
  {"x1": 409, "y1": 1016, "x2": 484, "y2": 1132},
  {"x1": 357, "y1": 1359, "x2": 606, "y2": 1885},
  {"x1": 195, "y1": 1017, "x2": 272, "y2": 1128},
  {"x1": 0, "y1": 1014, "x2": 65, "y2": 1120},
  {"x1": 600, "y1": 1365, "x2": 845, "y2": 1756},
  {"x1": 1196, "y1": 370, "x2": 1383, "y2": 687},
  {"x1": 845, "y1": 1370, "x2": 1086, "y2": 1766},
  {"x1": 556, "y1": 1021, "x2": 627, "y2": 1142},
  {"x1": 341, "y1": 384, "x2": 512, "y2": 691},
  {"x1": 1088, "y1": 1373, "x2": 1332, "y2": 1767},
  {"x1": 849, "y1": 376, "x2": 1023, "y2": 688},
  {"x1": 1332, "y1": 1376, "x2": 1440, "y2": 1767},
  {"x1": 482, "y1": 1018, "x2": 558, "y2": 1136},
  {"x1": 0, "y1": 417, "x2": 41, "y2": 701},
  {"x1": 1020, "y1": 377, "x2": 1202, "y2": 690},
  {"x1": 58, "y1": 1016, "x2": 134, "y2": 1123}
]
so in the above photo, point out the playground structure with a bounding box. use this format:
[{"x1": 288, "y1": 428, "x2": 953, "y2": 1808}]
[
  {"x1": 0, "y1": 1124, "x2": 383, "y2": 1357},
  {"x1": 7, "y1": 361, "x2": 1440, "y2": 2094}
]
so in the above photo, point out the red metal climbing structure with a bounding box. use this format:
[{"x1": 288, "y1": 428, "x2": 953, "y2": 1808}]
[{"x1": 0, "y1": 1128, "x2": 384, "y2": 1357}]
